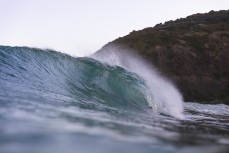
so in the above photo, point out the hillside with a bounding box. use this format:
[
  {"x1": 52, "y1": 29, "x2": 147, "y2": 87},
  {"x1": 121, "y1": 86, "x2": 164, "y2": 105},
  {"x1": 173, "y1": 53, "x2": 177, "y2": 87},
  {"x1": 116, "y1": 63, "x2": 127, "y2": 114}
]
[{"x1": 95, "y1": 10, "x2": 229, "y2": 104}]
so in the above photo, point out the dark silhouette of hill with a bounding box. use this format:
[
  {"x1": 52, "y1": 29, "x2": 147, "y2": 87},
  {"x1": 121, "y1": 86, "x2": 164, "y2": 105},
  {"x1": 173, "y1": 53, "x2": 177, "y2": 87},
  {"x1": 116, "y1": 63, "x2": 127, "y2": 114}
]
[{"x1": 95, "y1": 10, "x2": 229, "y2": 104}]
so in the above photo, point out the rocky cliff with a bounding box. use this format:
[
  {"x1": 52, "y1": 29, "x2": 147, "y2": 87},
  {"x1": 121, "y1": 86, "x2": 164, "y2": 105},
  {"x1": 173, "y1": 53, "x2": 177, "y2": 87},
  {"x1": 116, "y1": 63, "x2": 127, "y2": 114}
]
[{"x1": 95, "y1": 10, "x2": 229, "y2": 104}]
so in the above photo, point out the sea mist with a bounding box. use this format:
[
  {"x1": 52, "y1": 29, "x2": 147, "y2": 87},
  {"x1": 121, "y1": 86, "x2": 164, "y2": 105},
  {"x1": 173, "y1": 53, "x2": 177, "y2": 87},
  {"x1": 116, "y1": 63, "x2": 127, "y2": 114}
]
[{"x1": 92, "y1": 45, "x2": 184, "y2": 118}]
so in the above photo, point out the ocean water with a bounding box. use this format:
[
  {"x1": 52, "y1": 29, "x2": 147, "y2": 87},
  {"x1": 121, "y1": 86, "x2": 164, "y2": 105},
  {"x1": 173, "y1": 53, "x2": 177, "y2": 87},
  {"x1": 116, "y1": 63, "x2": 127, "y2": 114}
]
[{"x1": 0, "y1": 46, "x2": 228, "y2": 153}]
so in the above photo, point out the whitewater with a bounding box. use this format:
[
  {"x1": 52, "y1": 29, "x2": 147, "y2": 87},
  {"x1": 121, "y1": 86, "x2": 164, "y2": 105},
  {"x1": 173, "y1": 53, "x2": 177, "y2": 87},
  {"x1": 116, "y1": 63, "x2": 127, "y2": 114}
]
[{"x1": 0, "y1": 46, "x2": 228, "y2": 153}]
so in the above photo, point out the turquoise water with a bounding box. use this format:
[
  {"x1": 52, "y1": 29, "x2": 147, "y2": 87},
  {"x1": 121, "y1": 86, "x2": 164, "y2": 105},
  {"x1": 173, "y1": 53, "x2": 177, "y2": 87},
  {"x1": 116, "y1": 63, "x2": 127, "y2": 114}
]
[{"x1": 0, "y1": 46, "x2": 228, "y2": 153}]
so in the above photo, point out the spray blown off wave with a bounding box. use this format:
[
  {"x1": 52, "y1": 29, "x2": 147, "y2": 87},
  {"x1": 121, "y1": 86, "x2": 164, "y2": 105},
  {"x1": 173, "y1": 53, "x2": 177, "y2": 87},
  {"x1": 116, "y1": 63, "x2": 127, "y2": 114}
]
[{"x1": 92, "y1": 45, "x2": 184, "y2": 118}]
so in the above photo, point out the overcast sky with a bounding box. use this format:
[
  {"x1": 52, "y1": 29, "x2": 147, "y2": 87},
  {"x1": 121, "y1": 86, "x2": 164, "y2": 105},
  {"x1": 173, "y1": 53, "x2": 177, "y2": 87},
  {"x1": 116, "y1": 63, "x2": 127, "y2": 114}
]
[{"x1": 0, "y1": 0, "x2": 228, "y2": 56}]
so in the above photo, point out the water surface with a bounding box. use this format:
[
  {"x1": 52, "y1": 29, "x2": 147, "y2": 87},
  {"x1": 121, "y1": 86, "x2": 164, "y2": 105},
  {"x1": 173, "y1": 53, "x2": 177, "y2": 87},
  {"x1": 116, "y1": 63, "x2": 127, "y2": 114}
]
[{"x1": 0, "y1": 46, "x2": 228, "y2": 153}]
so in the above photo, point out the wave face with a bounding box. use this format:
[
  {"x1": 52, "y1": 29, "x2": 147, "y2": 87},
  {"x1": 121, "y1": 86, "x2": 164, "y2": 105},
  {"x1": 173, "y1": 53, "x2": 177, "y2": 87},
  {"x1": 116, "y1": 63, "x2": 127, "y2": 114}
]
[
  {"x1": 0, "y1": 46, "x2": 229, "y2": 153},
  {"x1": 0, "y1": 46, "x2": 152, "y2": 113}
]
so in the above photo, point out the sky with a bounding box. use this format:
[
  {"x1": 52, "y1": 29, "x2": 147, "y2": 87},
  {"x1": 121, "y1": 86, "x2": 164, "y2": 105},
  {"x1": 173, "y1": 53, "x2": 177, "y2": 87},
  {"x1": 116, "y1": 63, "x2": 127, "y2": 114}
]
[{"x1": 0, "y1": 0, "x2": 228, "y2": 56}]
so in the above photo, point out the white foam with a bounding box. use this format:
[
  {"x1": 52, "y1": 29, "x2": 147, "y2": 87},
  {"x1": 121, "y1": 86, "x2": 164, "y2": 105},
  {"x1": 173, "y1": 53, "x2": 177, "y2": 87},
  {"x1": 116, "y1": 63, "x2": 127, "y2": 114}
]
[{"x1": 91, "y1": 45, "x2": 184, "y2": 119}]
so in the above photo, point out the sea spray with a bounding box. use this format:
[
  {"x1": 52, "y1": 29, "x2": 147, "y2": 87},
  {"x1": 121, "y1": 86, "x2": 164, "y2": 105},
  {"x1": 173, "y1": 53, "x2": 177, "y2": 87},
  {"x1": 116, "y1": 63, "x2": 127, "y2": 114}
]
[{"x1": 92, "y1": 45, "x2": 184, "y2": 118}]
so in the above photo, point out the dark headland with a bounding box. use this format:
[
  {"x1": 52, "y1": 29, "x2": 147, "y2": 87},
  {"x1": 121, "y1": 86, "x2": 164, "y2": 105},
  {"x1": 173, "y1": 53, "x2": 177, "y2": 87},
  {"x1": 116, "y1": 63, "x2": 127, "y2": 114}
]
[{"x1": 95, "y1": 10, "x2": 229, "y2": 104}]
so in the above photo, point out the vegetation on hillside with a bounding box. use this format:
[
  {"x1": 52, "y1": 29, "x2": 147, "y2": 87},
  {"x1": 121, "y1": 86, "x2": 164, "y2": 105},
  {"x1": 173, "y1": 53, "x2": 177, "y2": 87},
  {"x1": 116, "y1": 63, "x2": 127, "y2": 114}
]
[{"x1": 96, "y1": 10, "x2": 229, "y2": 104}]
